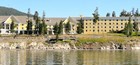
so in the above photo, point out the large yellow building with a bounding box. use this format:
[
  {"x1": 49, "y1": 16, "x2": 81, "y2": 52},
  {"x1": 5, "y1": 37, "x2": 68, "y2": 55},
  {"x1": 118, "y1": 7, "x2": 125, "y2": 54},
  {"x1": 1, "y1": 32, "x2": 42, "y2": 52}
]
[{"x1": 0, "y1": 15, "x2": 139, "y2": 35}]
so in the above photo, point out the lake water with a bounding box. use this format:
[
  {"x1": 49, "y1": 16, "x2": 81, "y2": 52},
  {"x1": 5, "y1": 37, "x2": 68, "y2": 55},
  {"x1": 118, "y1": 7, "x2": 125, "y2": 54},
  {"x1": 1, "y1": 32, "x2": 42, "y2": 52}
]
[{"x1": 0, "y1": 50, "x2": 140, "y2": 65}]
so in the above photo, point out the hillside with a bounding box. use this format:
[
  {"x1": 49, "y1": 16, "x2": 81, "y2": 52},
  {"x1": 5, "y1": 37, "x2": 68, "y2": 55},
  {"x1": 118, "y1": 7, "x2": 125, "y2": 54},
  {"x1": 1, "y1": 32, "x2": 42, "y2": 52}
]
[{"x1": 0, "y1": 6, "x2": 27, "y2": 16}]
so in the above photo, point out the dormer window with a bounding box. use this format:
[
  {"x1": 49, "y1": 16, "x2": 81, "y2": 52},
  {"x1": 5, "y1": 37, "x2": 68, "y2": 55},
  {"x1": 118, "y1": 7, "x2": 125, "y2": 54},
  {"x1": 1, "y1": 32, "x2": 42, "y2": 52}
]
[{"x1": 46, "y1": 20, "x2": 50, "y2": 22}]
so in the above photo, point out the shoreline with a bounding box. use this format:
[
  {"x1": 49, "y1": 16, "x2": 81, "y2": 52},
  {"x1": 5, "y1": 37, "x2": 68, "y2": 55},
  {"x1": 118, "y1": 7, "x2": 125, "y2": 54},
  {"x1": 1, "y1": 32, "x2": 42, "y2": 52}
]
[{"x1": 0, "y1": 34, "x2": 140, "y2": 50}]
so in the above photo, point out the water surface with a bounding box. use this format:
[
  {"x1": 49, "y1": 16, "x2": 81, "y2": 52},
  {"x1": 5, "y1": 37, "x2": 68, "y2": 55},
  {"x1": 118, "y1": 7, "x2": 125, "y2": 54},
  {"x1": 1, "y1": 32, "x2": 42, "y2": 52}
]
[{"x1": 0, "y1": 50, "x2": 140, "y2": 65}]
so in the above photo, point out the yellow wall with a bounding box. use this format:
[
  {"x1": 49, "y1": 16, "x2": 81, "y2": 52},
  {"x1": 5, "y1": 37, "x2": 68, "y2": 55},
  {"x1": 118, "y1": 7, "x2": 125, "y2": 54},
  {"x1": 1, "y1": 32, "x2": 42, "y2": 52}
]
[
  {"x1": 83, "y1": 19, "x2": 134, "y2": 34},
  {"x1": 5, "y1": 17, "x2": 12, "y2": 24}
]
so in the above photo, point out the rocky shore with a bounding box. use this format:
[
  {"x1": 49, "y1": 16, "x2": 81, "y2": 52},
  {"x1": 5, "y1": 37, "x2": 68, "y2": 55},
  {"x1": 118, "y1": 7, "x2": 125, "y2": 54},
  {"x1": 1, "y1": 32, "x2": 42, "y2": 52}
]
[
  {"x1": 0, "y1": 35, "x2": 140, "y2": 50},
  {"x1": 0, "y1": 39, "x2": 140, "y2": 50}
]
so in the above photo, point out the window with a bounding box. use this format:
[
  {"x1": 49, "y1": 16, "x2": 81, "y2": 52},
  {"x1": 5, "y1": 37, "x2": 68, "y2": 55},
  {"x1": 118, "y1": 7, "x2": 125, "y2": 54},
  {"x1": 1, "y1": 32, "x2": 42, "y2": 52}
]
[
  {"x1": 86, "y1": 23, "x2": 88, "y2": 25},
  {"x1": 93, "y1": 30, "x2": 95, "y2": 32},
  {"x1": 121, "y1": 23, "x2": 123, "y2": 25},
  {"x1": 125, "y1": 19, "x2": 126, "y2": 21},
  {"x1": 22, "y1": 27, "x2": 24, "y2": 29},
  {"x1": 116, "y1": 23, "x2": 118, "y2": 25},
  {"x1": 22, "y1": 24, "x2": 24, "y2": 26},
  {"x1": 121, "y1": 19, "x2": 123, "y2": 21},
  {"x1": 116, "y1": 19, "x2": 118, "y2": 21},
  {"x1": 86, "y1": 26, "x2": 88, "y2": 28},
  {"x1": 116, "y1": 26, "x2": 118, "y2": 28},
  {"x1": 109, "y1": 23, "x2": 111, "y2": 25},
  {"x1": 98, "y1": 26, "x2": 99, "y2": 28},
  {"x1": 98, "y1": 23, "x2": 99, "y2": 25},
  {"x1": 89, "y1": 19, "x2": 92, "y2": 21},
  {"x1": 105, "y1": 26, "x2": 106, "y2": 28},
  {"x1": 105, "y1": 30, "x2": 106, "y2": 32},
  {"x1": 109, "y1": 26, "x2": 111, "y2": 28},
  {"x1": 101, "y1": 19, "x2": 103, "y2": 21},
  {"x1": 109, "y1": 20, "x2": 111, "y2": 21},
  {"x1": 104, "y1": 23, "x2": 106, "y2": 25},
  {"x1": 86, "y1": 30, "x2": 87, "y2": 32},
  {"x1": 105, "y1": 20, "x2": 106, "y2": 21},
  {"x1": 121, "y1": 26, "x2": 123, "y2": 28},
  {"x1": 93, "y1": 26, "x2": 95, "y2": 28}
]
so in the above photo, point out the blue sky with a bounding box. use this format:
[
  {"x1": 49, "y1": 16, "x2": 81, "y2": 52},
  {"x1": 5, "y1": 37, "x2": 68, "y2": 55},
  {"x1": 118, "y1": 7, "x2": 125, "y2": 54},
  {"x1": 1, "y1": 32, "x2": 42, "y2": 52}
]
[{"x1": 0, "y1": 0, "x2": 140, "y2": 17}]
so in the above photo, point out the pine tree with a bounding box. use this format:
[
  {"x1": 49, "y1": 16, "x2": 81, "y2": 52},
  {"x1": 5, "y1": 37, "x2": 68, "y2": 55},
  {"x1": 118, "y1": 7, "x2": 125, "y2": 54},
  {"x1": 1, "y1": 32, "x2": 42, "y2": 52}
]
[
  {"x1": 77, "y1": 23, "x2": 83, "y2": 34},
  {"x1": 133, "y1": 22, "x2": 139, "y2": 36},
  {"x1": 34, "y1": 11, "x2": 39, "y2": 35},
  {"x1": 10, "y1": 20, "x2": 15, "y2": 33},
  {"x1": 112, "y1": 11, "x2": 116, "y2": 17},
  {"x1": 65, "y1": 21, "x2": 71, "y2": 34},
  {"x1": 41, "y1": 11, "x2": 47, "y2": 35},
  {"x1": 39, "y1": 22, "x2": 43, "y2": 35},
  {"x1": 135, "y1": 8, "x2": 139, "y2": 16},
  {"x1": 92, "y1": 7, "x2": 99, "y2": 23},
  {"x1": 77, "y1": 18, "x2": 84, "y2": 34},
  {"x1": 53, "y1": 23, "x2": 59, "y2": 34},
  {"x1": 120, "y1": 9, "x2": 127, "y2": 17},
  {"x1": 58, "y1": 20, "x2": 63, "y2": 34},
  {"x1": 124, "y1": 17, "x2": 133, "y2": 37},
  {"x1": 106, "y1": 13, "x2": 110, "y2": 17},
  {"x1": 27, "y1": 19, "x2": 32, "y2": 34}
]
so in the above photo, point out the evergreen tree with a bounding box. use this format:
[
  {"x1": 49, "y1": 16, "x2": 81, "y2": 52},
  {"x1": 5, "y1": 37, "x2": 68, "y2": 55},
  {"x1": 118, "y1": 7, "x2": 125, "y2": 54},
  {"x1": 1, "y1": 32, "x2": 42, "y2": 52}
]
[
  {"x1": 77, "y1": 17, "x2": 84, "y2": 34},
  {"x1": 26, "y1": 19, "x2": 32, "y2": 34},
  {"x1": 120, "y1": 9, "x2": 127, "y2": 17},
  {"x1": 58, "y1": 20, "x2": 63, "y2": 34},
  {"x1": 124, "y1": 17, "x2": 133, "y2": 37},
  {"x1": 41, "y1": 11, "x2": 47, "y2": 35},
  {"x1": 27, "y1": 8, "x2": 30, "y2": 20},
  {"x1": 77, "y1": 23, "x2": 83, "y2": 34},
  {"x1": 135, "y1": 8, "x2": 139, "y2": 16},
  {"x1": 39, "y1": 22, "x2": 43, "y2": 34},
  {"x1": 92, "y1": 7, "x2": 99, "y2": 23},
  {"x1": 33, "y1": 11, "x2": 39, "y2": 35},
  {"x1": 53, "y1": 23, "x2": 59, "y2": 34},
  {"x1": 133, "y1": 22, "x2": 139, "y2": 36},
  {"x1": 79, "y1": 17, "x2": 84, "y2": 29},
  {"x1": 56, "y1": 33, "x2": 59, "y2": 42},
  {"x1": 65, "y1": 21, "x2": 71, "y2": 34},
  {"x1": 126, "y1": 12, "x2": 131, "y2": 17},
  {"x1": 112, "y1": 11, "x2": 116, "y2": 17},
  {"x1": 10, "y1": 20, "x2": 15, "y2": 33},
  {"x1": 106, "y1": 13, "x2": 110, "y2": 17}
]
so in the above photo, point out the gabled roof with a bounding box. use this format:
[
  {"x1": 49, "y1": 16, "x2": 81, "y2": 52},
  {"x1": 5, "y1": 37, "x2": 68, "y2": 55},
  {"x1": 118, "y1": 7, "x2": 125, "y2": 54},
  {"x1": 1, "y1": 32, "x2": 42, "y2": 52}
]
[
  {"x1": 45, "y1": 18, "x2": 66, "y2": 26},
  {"x1": 0, "y1": 16, "x2": 10, "y2": 23},
  {"x1": 68, "y1": 17, "x2": 80, "y2": 24}
]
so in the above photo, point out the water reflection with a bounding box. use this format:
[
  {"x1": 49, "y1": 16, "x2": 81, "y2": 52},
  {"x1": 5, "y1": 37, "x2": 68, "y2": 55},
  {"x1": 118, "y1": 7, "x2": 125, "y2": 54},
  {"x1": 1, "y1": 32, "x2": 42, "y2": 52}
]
[{"x1": 0, "y1": 50, "x2": 140, "y2": 65}]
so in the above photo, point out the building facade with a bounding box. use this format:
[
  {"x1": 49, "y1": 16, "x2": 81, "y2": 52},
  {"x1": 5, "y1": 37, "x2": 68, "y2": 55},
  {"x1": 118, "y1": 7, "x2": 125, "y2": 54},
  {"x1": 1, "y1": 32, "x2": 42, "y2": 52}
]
[
  {"x1": 82, "y1": 17, "x2": 140, "y2": 34},
  {"x1": 0, "y1": 15, "x2": 139, "y2": 35}
]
